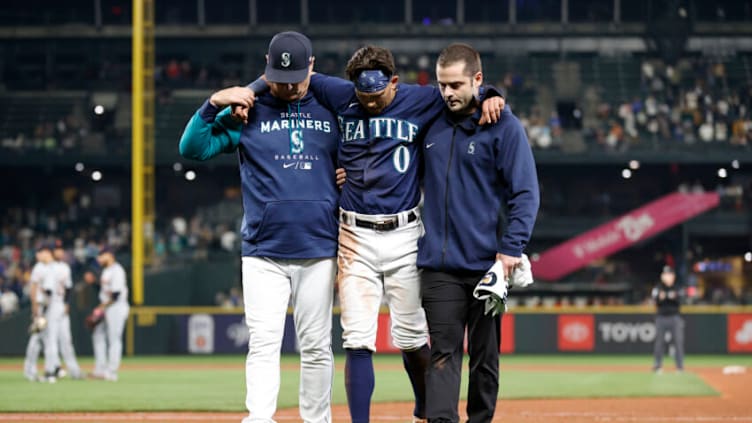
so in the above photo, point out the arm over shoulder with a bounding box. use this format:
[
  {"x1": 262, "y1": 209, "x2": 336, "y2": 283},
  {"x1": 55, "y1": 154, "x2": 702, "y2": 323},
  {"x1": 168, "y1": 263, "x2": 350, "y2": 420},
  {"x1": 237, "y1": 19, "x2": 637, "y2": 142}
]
[
  {"x1": 179, "y1": 100, "x2": 242, "y2": 161},
  {"x1": 309, "y1": 73, "x2": 354, "y2": 112}
]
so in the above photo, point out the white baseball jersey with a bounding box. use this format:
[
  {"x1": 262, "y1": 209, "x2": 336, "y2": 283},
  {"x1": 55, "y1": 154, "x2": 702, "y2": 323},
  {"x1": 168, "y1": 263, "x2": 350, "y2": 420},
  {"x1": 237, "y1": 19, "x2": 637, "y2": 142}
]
[
  {"x1": 41, "y1": 262, "x2": 70, "y2": 305},
  {"x1": 100, "y1": 262, "x2": 128, "y2": 305},
  {"x1": 29, "y1": 262, "x2": 52, "y2": 304},
  {"x1": 56, "y1": 261, "x2": 73, "y2": 290}
]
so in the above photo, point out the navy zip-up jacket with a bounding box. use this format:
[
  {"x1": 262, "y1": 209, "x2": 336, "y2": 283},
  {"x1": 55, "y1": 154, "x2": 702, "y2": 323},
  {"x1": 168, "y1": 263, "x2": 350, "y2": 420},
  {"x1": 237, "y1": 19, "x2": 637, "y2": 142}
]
[
  {"x1": 179, "y1": 91, "x2": 340, "y2": 259},
  {"x1": 417, "y1": 106, "x2": 540, "y2": 273}
]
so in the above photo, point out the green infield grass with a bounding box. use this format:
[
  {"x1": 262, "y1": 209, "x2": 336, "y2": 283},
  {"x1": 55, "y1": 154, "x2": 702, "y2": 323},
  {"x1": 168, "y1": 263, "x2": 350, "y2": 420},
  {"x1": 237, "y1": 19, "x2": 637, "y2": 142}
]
[{"x1": 0, "y1": 354, "x2": 742, "y2": 412}]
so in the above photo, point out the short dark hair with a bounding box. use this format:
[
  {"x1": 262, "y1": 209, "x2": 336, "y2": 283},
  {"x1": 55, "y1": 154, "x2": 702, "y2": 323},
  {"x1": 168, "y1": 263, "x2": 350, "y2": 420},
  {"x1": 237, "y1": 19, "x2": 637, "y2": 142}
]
[
  {"x1": 437, "y1": 43, "x2": 482, "y2": 76},
  {"x1": 345, "y1": 46, "x2": 396, "y2": 82}
]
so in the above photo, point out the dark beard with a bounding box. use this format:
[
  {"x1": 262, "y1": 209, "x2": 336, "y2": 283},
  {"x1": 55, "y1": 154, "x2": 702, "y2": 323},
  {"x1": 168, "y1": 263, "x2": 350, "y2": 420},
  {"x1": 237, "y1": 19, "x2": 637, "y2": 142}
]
[{"x1": 449, "y1": 98, "x2": 478, "y2": 121}]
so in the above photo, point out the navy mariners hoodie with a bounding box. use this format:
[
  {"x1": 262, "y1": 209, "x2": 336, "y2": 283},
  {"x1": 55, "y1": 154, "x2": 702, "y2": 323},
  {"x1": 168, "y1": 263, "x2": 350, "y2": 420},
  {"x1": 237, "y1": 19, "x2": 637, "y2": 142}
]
[
  {"x1": 179, "y1": 91, "x2": 340, "y2": 259},
  {"x1": 417, "y1": 106, "x2": 540, "y2": 273}
]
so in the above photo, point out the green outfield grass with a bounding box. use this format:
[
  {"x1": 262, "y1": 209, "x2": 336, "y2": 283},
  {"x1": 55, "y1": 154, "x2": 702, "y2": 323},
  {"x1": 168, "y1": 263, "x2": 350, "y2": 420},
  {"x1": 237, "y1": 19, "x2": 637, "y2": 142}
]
[{"x1": 0, "y1": 354, "x2": 744, "y2": 412}]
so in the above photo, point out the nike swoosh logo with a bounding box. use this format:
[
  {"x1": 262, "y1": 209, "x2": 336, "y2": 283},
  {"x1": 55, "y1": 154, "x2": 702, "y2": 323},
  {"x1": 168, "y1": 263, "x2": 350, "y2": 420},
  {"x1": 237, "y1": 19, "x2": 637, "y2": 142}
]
[
  {"x1": 348, "y1": 102, "x2": 359, "y2": 109},
  {"x1": 426, "y1": 143, "x2": 435, "y2": 149},
  {"x1": 283, "y1": 162, "x2": 296, "y2": 168}
]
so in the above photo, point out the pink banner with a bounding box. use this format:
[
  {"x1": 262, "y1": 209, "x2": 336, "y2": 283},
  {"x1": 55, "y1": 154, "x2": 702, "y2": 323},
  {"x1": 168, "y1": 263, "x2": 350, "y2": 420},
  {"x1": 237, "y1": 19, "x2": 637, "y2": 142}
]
[{"x1": 531, "y1": 192, "x2": 720, "y2": 281}]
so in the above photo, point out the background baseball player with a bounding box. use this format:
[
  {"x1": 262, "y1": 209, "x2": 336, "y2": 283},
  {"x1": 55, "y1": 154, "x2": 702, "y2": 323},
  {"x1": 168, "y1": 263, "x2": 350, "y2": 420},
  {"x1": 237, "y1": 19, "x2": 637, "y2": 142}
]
[
  {"x1": 240, "y1": 45, "x2": 504, "y2": 423},
  {"x1": 180, "y1": 31, "x2": 342, "y2": 423},
  {"x1": 84, "y1": 246, "x2": 129, "y2": 381},
  {"x1": 52, "y1": 244, "x2": 84, "y2": 379},
  {"x1": 652, "y1": 265, "x2": 685, "y2": 373},
  {"x1": 418, "y1": 43, "x2": 539, "y2": 423},
  {"x1": 23, "y1": 246, "x2": 52, "y2": 382},
  {"x1": 36, "y1": 244, "x2": 69, "y2": 383}
]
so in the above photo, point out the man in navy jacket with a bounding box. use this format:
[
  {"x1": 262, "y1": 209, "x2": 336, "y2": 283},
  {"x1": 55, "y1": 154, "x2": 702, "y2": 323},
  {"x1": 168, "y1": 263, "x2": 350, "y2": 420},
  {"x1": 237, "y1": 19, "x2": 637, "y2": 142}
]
[
  {"x1": 417, "y1": 43, "x2": 540, "y2": 423},
  {"x1": 179, "y1": 32, "x2": 340, "y2": 423}
]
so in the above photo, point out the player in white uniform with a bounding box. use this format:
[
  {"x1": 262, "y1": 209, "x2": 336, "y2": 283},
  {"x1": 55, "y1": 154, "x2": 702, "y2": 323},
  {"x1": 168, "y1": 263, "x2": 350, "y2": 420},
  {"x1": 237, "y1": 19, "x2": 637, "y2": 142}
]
[
  {"x1": 52, "y1": 245, "x2": 84, "y2": 379},
  {"x1": 38, "y1": 244, "x2": 74, "y2": 382},
  {"x1": 23, "y1": 246, "x2": 53, "y2": 382},
  {"x1": 87, "y1": 246, "x2": 130, "y2": 381},
  {"x1": 296, "y1": 47, "x2": 503, "y2": 422}
]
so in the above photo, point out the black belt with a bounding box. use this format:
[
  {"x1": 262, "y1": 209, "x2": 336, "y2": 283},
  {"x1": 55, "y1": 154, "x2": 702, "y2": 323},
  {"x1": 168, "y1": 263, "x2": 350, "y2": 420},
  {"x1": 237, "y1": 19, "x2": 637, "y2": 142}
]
[{"x1": 343, "y1": 211, "x2": 418, "y2": 231}]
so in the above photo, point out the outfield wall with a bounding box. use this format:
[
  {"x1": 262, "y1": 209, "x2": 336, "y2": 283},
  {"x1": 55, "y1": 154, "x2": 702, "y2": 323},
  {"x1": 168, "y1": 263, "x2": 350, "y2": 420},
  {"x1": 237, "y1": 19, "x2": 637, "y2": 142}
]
[
  {"x1": 126, "y1": 306, "x2": 752, "y2": 355},
  {"x1": 2, "y1": 307, "x2": 751, "y2": 356}
]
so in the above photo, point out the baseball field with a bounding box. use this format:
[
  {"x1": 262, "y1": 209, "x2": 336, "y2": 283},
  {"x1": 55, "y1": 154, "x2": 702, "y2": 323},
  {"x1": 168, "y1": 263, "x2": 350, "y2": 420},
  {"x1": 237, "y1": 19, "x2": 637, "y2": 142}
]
[{"x1": 0, "y1": 354, "x2": 750, "y2": 422}]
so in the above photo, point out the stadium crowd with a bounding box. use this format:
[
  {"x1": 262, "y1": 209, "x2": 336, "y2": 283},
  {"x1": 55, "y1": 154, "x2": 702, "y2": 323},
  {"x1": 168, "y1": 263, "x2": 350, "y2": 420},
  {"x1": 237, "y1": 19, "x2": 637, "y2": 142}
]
[
  {"x1": 519, "y1": 56, "x2": 752, "y2": 151},
  {"x1": 3, "y1": 54, "x2": 752, "y2": 155},
  {"x1": 2, "y1": 52, "x2": 750, "y2": 315},
  {"x1": 0, "y1": 200, "x2": 243, "y2": 316}
]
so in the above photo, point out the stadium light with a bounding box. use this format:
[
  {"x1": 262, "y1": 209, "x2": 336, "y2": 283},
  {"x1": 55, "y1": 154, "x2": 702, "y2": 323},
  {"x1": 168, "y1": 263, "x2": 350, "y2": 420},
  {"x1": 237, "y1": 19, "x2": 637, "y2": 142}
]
[
  {"x1": 745, "y1": 252, "x2": 752, "y2": 263},
  {"x1": 94, "y1": 105, "x2": 105, "y2": 115},
  {"x1": 629, "y1": 160, "x2": 640, "y2": 170},
  {"x1": 91, "y1": 170, "x2": 103, "y2": 181},
  {"x1": 621, "y1": 169, "x2": 632, "y2": 179},
  {"x1": 717, "y1": 168, "x2": 728, "y2": 178},
  {"x1": 185, "y1": 170, "x2": 196, "y2": 181},
  {"x1": 74, "y1": 162, "x2": 85, "y2": 172}
]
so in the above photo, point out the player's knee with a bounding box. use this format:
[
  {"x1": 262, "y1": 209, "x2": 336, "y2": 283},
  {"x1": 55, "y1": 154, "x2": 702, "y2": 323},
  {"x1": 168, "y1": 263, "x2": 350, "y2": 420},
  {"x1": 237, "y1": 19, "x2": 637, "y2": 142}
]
[{"x1": 390, "y1": 329, "x2": 428, "y2": 351}]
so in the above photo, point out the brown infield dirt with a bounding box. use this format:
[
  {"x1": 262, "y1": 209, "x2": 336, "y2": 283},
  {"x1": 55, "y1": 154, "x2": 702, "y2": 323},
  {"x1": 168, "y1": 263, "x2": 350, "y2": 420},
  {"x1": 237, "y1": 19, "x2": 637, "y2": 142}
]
[{"x1": 1, "y1": 367, "x2": 750, "y2": 422}]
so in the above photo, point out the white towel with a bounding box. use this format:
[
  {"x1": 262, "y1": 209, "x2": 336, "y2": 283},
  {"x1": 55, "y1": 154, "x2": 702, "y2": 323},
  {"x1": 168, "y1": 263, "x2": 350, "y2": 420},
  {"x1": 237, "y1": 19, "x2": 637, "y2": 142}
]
[{"x1": 509, "y1": 254, "x2": 534, "y2": 288}]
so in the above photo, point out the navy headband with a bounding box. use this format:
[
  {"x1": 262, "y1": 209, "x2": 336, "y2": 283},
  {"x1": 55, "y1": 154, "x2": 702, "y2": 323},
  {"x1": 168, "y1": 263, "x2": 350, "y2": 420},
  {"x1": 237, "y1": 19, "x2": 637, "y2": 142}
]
[{"x1": 355, "y1": 70, "x2": 390, "y2": 93}]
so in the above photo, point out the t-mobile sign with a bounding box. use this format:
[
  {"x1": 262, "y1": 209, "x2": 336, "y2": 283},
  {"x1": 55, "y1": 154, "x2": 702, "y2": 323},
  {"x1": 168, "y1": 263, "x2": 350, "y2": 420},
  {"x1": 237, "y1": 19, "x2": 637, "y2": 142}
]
[{"x1": 532, "y1": 192, "x2": 719, "y2": 280}]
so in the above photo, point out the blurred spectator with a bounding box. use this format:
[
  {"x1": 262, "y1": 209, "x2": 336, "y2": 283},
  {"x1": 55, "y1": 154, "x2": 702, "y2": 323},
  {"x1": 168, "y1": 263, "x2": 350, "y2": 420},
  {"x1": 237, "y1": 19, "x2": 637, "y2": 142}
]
[{"x1": 0, "y1": 278, "x2": 20, "y2": 316}]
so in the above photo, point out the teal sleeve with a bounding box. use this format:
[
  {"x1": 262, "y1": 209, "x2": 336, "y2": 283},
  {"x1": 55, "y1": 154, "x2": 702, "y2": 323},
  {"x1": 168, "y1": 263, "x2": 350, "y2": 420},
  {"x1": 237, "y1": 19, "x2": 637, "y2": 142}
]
[{"x1": 179, "y1": 101, "x2": 242, "y2": 161}]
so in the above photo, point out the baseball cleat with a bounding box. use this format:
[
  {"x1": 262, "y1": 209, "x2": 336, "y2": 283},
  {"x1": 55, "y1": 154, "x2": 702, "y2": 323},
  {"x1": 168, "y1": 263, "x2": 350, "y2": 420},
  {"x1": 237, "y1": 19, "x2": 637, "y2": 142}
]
[{"x1": 55, "y1": 367, "x2": 67, "y2": 378}]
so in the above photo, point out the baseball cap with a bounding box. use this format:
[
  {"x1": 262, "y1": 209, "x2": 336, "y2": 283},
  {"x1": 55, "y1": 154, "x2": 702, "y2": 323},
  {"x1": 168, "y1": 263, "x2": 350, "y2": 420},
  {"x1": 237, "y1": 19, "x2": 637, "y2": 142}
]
[
  {"x1": 265, "y1": 31, "x2": 313, "y2": 84},
  {"x1": 98, "y1": 245, "x2": 114, "y2": 256},
  {"x1": 662, "y1": 265, "x2": 675, "y2": 274},
  {"x1": 36, "y1": 244, "x2": 53, "y2": 252}
]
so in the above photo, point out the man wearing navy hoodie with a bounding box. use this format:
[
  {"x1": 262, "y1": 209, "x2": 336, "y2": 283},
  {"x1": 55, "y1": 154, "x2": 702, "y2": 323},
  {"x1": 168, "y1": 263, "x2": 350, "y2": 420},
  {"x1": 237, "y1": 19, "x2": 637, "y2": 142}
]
[
  {"x1": 179, "y1": 32, "x2": 340, "y2": 423},
  {"x1": 417, "y1": 43, "x2": 540, "y2": 423}
]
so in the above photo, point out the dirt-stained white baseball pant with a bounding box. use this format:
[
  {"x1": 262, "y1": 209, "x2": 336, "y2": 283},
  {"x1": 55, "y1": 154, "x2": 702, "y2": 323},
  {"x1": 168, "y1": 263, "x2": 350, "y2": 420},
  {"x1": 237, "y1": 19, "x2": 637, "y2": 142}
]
[
  {"x1": 337, "y1": 209, "x2": 428, "y2": 352},
  {"x1": 241, "y1": 256, "x2": 335, "y2": 423}
]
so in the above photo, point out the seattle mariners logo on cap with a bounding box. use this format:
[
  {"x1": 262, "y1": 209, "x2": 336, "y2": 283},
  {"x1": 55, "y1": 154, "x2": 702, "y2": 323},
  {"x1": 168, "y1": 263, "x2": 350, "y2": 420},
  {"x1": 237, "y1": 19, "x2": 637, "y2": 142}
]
[{"x1": 265, "y1": 31, "x2": 313, "y2": 84}]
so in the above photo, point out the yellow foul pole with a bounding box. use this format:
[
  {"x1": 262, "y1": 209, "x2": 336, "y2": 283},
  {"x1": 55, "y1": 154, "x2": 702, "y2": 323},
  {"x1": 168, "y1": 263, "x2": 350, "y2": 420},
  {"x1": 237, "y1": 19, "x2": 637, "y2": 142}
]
[{"x1": 131, "y1": 0, "x2": 155, "y2": 305}]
